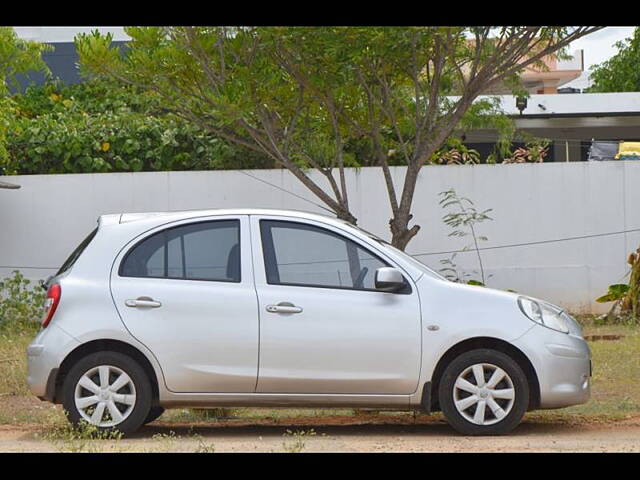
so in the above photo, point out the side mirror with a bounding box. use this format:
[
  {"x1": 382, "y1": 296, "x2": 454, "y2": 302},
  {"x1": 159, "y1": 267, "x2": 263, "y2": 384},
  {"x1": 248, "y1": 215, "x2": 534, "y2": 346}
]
[{"x1": 374, "y1": 267, "x2": 405, "y2": 293}]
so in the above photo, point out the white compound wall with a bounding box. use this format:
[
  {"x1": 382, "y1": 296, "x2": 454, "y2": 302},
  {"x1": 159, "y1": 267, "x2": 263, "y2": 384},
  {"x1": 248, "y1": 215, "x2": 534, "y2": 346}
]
[{"x1": 2, "y1": 161, "x2": 639, "y2": 313}]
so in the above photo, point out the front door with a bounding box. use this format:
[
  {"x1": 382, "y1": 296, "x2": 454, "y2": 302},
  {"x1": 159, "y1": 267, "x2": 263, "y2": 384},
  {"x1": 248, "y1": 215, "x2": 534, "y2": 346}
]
[
  {"x1": 251, "y1": 216, "x2": 422, "y2": 395},
  {"x1": 110, "y1": 216, "x2": 259, "y2": 393}
]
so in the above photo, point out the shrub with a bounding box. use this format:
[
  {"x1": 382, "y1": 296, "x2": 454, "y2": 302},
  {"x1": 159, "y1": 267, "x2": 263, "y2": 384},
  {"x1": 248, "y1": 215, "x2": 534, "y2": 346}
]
[
  {"x1": 0, "y1": 270, "x2": 45, "y2": 333},
  {"x1": 3, "y1": 79, "x2": 273, "y2": 175},
  {"x1": 432, "y1": 138, "x2": 481, "y2": 165}
]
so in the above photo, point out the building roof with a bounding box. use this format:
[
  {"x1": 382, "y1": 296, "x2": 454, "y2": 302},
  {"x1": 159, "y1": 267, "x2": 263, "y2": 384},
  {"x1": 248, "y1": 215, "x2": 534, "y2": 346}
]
[{"x1": 478, "y1": 92, "x2": 640, "y2": 118}]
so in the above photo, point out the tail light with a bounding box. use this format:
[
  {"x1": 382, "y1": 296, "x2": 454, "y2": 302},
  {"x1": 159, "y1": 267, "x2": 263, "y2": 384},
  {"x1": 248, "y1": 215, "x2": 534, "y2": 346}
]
[{"x1": 41, "y1": 283, "x2": 61, "y2": 328}]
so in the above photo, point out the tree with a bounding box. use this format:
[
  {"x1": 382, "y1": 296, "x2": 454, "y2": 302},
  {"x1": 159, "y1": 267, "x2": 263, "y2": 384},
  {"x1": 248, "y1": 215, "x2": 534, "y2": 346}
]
[
  {"x1": 0, "y1": 27, "x2": 50, "y2": 169},
  {"x1": 588, "y1": 28, "x2": 640, "y2": 92},
  {"x1": 76, "y1": 27, "x2": 601, "y2": 250}
]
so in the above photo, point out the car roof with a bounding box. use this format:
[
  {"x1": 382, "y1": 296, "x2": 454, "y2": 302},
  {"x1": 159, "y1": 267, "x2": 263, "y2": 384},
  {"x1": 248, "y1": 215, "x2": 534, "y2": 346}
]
[{"x1": 99, "y1": 208, "x2": 345, "y2": 228}]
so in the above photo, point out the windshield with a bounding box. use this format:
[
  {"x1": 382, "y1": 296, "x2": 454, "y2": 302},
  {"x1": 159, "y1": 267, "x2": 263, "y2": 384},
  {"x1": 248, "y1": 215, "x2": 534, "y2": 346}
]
[{"x1": 352, "y1": 225, "x2": 447, "y2": 281}]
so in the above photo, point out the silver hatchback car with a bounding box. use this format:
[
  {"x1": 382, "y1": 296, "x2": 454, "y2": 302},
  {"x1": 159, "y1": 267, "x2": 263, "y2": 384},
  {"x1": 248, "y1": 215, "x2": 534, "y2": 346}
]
[{"x1": 27, "y1": 209, "x2": 591, "y2": 435}]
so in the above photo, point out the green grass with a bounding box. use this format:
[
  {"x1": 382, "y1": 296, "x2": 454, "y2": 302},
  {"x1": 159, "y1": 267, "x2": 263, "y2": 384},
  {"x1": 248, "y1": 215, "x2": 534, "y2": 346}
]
[
  {"x1": 0, "y1": 325, "x2": 37, "y2": 397},
  {"x1": 551, "y1": 323, "x2": 640, "y2": 418},
  {"x1": 1, "y1": 322, "x2": 639, "y2": 428}
]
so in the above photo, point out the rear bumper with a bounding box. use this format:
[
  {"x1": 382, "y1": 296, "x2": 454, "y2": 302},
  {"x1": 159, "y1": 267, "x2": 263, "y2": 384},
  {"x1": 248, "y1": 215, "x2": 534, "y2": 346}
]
[
  {"x1": 26, "y1": 325, "x2": 79, "y2": 402},
  {"x1": 514, "y1": 326, "x2": 591, "y2": 409}
]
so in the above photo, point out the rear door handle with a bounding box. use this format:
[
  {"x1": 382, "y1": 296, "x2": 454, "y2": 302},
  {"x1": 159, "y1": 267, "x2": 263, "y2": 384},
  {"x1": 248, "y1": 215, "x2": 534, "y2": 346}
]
[
  {"x1": 125, "y1": 297, "x2": 162, "y2": 308},
  {"x1": 266, "y1": 302, "x2": 303, "y2": 314}
]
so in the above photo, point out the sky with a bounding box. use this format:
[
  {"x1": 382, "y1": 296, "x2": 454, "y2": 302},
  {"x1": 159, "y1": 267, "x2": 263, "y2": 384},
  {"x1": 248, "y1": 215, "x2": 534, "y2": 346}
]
[{"x1": 564, "y1": 27, "x2": 636, "y2": 89}]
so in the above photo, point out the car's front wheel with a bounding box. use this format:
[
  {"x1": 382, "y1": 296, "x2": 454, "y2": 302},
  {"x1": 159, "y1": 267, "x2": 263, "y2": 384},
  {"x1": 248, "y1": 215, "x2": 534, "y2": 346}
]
[
  {"x1": 62, "y1": 351, "x2": 152, "y2": 435},
  {"x1": 439, "y1": 349, "x2": 529, "y2": 435},
  {"x1": 144, "y1": 406, "x2": 165, "y2": 425}
]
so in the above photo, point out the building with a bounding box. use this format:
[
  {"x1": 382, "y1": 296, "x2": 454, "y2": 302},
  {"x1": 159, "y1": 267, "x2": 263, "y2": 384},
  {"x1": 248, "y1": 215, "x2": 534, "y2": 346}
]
[
  {"x1": 462, "y1": 92, "x2": 640, "y2": 162},
  {"x1": 13, "y1": 27, "x2": 129, "y2": 87},
  {"x1": 493, "y1": 50, "x2": 585, "y2": 95}
]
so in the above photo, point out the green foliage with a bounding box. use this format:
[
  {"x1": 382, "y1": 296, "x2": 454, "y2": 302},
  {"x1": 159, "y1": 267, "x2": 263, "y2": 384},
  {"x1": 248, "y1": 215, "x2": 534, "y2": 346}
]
[
  {"x1": 502, "y1": 137, "x2": 550, "y2": 164},
  {"x1": 73, "y1": 27, "x2": 597, "y2": 248},
  {"x1": 13, "y1": 78, "x2": 159, "y2": 117},
  {"x1": 3, "y1": 78, "x2": 273, "y2": 175},
  {"x1": 596, "y1": 284, "x2": 631, "y2": 304},
  {"x1": 38, "y1": 416, "x2": 123, "y2": 453},
  {"x1": 432, "y1": 137, "x2": 481, "y2": 165},
  {"x1": 457, "y1": 96, "x2": 517, "y2": 162},
  {"x1": 0, "y1": 27, "x2": 51, "y2": 170},
  {"x1": 588, "y1": 28, "x2": 640, "y2": 93},
  {"x1": 0, "y1": 271, "x2": 45, "y2": 333},
  {"x1": 0, "y1": 28, "x2": 51, "y2": 93}
]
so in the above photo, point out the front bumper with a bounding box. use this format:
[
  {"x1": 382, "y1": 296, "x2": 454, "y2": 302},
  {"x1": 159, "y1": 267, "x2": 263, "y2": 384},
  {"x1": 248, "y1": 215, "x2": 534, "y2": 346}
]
[
  {"x1": 26, "y1": 324, "x2": 79, "y2": 401},
  {"x1": 514, "y1": 325, "x2": 591, "y2": 409}
]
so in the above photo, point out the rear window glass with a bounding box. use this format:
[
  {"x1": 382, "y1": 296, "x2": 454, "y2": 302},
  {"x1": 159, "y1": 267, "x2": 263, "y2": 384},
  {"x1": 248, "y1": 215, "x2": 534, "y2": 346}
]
[
  {"x1": 57, "y1": 227, "x2": 98, "y2": 276},
  {"x1": 119, "y1": 220, "x2": 241, "y2": 282}
]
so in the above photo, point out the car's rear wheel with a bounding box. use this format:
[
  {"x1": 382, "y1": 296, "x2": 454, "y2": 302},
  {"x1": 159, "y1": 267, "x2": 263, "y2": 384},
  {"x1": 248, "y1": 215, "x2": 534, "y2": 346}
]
[
  {"x1": 62, "y1": 351, "x2": 152, "y2": 435},
  {"x1": 439, "y1": 349, "x2": 529, "y2": 435}
]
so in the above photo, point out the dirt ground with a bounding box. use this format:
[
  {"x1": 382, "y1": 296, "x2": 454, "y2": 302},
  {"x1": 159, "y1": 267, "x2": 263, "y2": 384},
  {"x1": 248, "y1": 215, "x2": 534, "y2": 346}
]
[
  {"x1": 2, "y1": 324, "x2": 639, "y2": 453},
  {"x1": 2, "y1": 412, "x2": 640, "y2": 453}
]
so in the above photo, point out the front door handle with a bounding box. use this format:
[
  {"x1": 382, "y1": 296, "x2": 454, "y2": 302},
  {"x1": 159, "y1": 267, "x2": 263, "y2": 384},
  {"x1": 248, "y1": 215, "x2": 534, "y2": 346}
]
[
  {"x1": 125, "y1": 297, "x2": 162, "y2": 308},
  {"x1": 266, "y1": 302, "x2": 303, "y2": 314}
]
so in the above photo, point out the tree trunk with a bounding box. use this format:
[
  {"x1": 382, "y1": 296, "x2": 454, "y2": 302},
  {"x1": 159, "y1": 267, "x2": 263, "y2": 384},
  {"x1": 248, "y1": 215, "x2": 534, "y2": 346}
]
[{"x1": 390, "y1": 215, "x2": 421, "y2": 251}]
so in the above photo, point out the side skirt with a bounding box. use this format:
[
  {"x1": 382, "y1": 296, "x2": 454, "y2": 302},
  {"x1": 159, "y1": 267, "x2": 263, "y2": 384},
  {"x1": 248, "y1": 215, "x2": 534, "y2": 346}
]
[{"x1": 158, "y1": 392, "x2": 412, "y2": 409}]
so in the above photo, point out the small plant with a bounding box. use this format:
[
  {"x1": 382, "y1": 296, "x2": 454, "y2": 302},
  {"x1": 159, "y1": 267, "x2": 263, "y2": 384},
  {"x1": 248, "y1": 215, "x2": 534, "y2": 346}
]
[
  {"x1": 282, "y1": 428, "x2": 316, "y2": 453},
  {"x1": 151, "y1": 430, "x2": 178, "y2": 441},
  {"x1": 149, "y1": 430, "x2": 181, "y2": 451},
  {"x1": 438, "y1": 189, "x2": 493, "y2": 285},
  {"x1": 190, "y1": 433, "x2": 216, "y2": 453},
  {"x1": 432, "y1": 138, "x2": 481, "y2": 165},
  {"x1": 438, "y1": 253, "x2": 470, "y2": 284},
  {"x1": 0, "y1": 270, "x2": 45, "y2": 333},
  {"x1": 38, "y1": 417, "x2": 123, "y2": 453},
  {"x1": 503, "y1": 138, "x2": 550, "y2": 164},
  {"x1": 596, "y1": 246, "x2": 640, "y2": 323}
]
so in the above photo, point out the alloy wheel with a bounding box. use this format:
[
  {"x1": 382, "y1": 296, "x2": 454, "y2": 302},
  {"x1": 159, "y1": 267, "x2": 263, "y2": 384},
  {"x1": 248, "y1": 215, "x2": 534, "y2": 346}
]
[
  {"x1": 74, "y1": 365, "x2": 137, "y2": 427},
  {"x1": 452, "y1": 362, "x2": 516, "y2": 426}
]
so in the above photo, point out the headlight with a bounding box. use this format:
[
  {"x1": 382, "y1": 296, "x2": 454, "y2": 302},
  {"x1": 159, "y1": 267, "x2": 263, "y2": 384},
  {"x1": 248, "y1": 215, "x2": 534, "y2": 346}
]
[{"x1": 517, "y1": 296, "x2": 570, "y2": 334}]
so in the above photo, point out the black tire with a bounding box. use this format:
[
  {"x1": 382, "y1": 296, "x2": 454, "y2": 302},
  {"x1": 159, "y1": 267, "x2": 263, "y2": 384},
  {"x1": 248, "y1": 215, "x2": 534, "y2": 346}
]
[
  {"x1": 439, "y1": 348, "x2": 529, "y2": 436},
  {"x1": 144, "y1": 406, "x2": 165, "y2": 425},
  {"x1": 62, "y1": 351, "x2": 152, "y2": 435}
]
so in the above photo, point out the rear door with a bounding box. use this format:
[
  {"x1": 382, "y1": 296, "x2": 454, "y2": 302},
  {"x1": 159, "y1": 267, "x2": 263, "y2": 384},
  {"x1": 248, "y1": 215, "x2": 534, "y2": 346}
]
[{"x1": 110, "y1": 215, "x2": 259, "y2": 393}]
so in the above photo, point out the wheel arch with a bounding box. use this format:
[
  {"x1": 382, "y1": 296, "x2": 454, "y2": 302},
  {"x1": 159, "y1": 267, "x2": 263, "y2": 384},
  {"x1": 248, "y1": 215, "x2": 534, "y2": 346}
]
[
  {"x1": 54, "y1": 339, "x2": 161, "y2": 405},
  {"x1": 428, "y1": 337, "x2": 540, "y2": 412}
]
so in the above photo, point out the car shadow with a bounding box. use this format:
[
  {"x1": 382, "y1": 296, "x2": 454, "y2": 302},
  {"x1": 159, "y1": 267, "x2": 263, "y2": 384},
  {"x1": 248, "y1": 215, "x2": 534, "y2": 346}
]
[{"x1": 130, "y1": 418, "x2": 594, "y2": 439}]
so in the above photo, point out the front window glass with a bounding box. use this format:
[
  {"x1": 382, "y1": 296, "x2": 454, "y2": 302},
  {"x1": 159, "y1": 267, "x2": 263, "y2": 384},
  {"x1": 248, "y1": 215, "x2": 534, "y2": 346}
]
[
  {"x1": 260, "y1": 220, "x2": 388, "y2": 290},
  {"x1": 351, "y1": 224, "x2": 447, "y2": 281}
]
